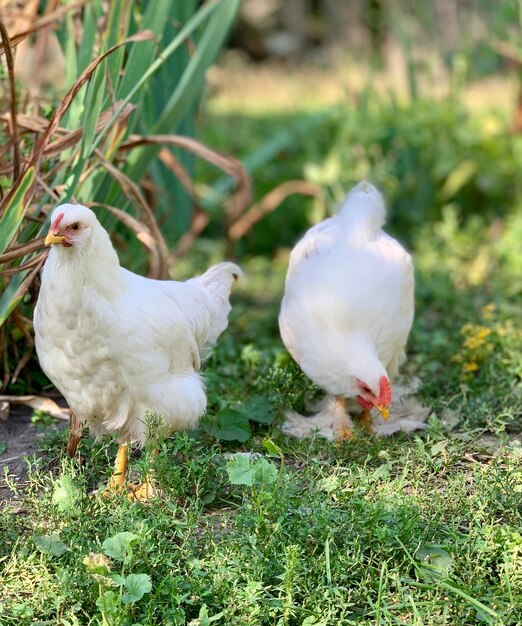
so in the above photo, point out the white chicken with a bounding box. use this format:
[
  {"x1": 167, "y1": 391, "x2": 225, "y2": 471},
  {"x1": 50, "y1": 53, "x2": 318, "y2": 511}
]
[
  {"x1": 279, "y1": 181, "x2": 417, "y2": 438},
  {"x1": 34, "y1": 204, "x2": 240, "y2": 499}
]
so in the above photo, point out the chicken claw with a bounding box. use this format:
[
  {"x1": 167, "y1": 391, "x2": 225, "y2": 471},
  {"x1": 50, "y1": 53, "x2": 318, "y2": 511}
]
[
  {"x1": 127, "y1": 448, "x2": 159, "y2": 503},
  {"x1": 337, "y1": 424, "x2": 354, "y2": 441},
  {"x1": 332, "y1": 397, "x2": 354, "y2": 441},
  {"x1": 355, "y1": 408, "x2": 374, "y2": 433},
  {"x1": 127, "y1": 479, "x2": 157, "y2": 503}
]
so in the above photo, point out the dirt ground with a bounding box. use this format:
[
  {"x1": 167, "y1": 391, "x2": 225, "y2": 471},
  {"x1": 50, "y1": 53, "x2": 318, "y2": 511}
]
[{"x1": 0, "y1": 405, "x2": 66, "y2": 499}]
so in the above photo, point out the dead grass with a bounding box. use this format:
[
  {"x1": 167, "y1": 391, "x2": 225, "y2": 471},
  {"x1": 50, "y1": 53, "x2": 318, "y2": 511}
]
[{"x1": 208, "y1": 48, "x2": 518, "y2": 116}]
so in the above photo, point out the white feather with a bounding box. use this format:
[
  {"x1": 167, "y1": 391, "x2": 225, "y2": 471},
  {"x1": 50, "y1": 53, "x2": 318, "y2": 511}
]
[
  {"x1": 34, "y1": 204, "x2": 240, "y2": 445},
  {"x1": 279, "y1": 181, "x2": 415, "y2": 426}
]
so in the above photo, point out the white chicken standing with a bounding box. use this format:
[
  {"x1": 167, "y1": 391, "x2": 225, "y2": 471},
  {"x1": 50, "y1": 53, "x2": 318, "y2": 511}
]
[
  {"x1": 279, "y1": 181, "x2": 416, "y2": 438},
  {"x1": 34, "y1": 204, "x2": 240, "y2": 499}
]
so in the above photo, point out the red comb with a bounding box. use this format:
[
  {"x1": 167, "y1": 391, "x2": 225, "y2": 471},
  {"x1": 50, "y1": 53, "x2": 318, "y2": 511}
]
[
  {"x1": 379, "y1": 376, "x2": 392, "y2": 406},
  {"x1": 51, "y1": 211, "x2": 64, "y2": 232}
]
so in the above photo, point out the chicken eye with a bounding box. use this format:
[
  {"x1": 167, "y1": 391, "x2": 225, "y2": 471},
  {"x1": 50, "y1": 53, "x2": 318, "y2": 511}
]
[
  {"x1": 70, "y1": 222, "x2": 80, "y2": 231},
  {"x1": 360, "y1": 384, "x2": 371, "y2": 394}
]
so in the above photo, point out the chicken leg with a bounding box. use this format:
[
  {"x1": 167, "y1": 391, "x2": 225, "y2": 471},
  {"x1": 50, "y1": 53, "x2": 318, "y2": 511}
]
[
  {"x1": 333, "y1": 397, "x2": 354, "y2": 441},
  {"x1": 103, "y1": 443, "x2": 159, "y2": 502},
  {"x1": 104, "y1": 443, "x2": 129, "y2": 494},
  {"x1": 354, "y1": 408, "x2": 374, "y2": 433},
  {"x1": 67, "y1": 411, "x2": 83, "y2": 457}
]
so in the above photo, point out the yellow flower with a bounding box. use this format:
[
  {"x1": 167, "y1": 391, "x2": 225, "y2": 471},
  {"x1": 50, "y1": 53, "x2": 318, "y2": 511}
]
[
  {"x1": 460, "y1": 323, "x2": 475, "y2": 336},
  {"x1": 462, "y1": 326, "x2": 492, "y2": 350},
  {"x1": 463, "y1": 362, "x2": 479, "y2": 373},
  {"x1": 481, "y1": 303, "x2": 496, "y2": 320}
]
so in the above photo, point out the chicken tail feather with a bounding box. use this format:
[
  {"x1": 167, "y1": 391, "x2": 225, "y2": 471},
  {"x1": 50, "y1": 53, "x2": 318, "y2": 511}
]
[{"x1": 194, "y1": 262, "x2": 242, "y2": 345}]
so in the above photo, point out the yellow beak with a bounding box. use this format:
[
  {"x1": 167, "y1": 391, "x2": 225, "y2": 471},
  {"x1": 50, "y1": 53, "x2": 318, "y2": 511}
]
[
  {"x1": 45, "y1": 232, "x2": 65, "y2": 246},
  {"x1": 375, "y1": 405, "x2": 389, "y2": 420}
]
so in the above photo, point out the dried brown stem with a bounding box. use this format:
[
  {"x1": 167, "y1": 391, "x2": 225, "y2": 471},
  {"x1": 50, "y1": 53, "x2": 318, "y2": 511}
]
[
  {"x1": 0, "y1": 29, "x2": 152, "y2": 225},
  {"x1": 0, "y1": 252, "x2": 47, "y2": 277},
  {"x1": 158, "y1": 147, "x2": 198, "y2": 201},
  {"x1": 3, "y1": 253, "x2": 47, "y2": 318},
  {"x1": 94, "y1": 151, "x2": 169, "y2": 278},
  {"x1": 169, "y1": 212, "x2": 210, "y2": 265},
  {"x1": 0, "y1": 0, "x2": 91, "y2": 53},
  {"x1": 0, "y1": 19, "x2": 21, "y2": 181},
  {"x1": 88, "y1": 202, "x2": 161, "y2": 275},
  {"x1": 228, "y1": 180, "x2": 322, "y2": 241},
  {"x1": 0, "y1": 237, "x2": 46, "y2": 264},
  {"x1": 121, "y1": 134, "x2": 252, "y2": 220}
]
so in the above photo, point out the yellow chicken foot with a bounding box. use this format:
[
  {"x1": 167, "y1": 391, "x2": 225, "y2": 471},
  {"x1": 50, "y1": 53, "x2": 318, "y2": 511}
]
[
  {"x1": 355, "y1": 408, "x2": 374, "y2": 433},
  {"x1": 104, "y1": 443, "x2": 129, "y2": 495},
  {"x1": 127, "y1": 448, "x2": 159, "y2": 503},
  {"x1": 334, "y1": 397, "x2": 354, "y2": 441},
  {"x1": 127, "y1": 478, "x2": 157, "y2": 503}
]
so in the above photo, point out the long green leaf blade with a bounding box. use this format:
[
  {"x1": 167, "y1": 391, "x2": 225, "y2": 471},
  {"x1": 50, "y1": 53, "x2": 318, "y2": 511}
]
[
  {"x1": 124, "y1": 0, "x2": 240, "y2": 180},
  {"x1": 0, "y1": 167, "x2": 36, "y2": 256}
]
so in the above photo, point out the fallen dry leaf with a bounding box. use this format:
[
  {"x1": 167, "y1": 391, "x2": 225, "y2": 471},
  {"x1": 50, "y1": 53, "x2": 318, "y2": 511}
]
[
  {"x1": 0, "y1": 395, "x2": 70, "y2": 420},
  {"x1": 0, "y1": 401, "x2": 9, "y2": 421}
]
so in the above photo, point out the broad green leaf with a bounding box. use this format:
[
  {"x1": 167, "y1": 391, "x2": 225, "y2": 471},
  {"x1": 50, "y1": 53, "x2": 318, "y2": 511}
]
[
  {"x1": 33, "y1": 533, "x2": 67, "y2": 557},
  {"x1": 240, "y1": 395, "x2": 275, "y2": 425},
  {"x1": 226, "y1": 454, "x2": 254, "y2": 486},
  {"x1": 197, "y1": 604, "x2": 224, "y2": 625},
  {"x1": 263, "y1": 438, "x2": 283, "y2": 456},
  {"x1": 206, "y1": 409, "x2": 251, "y2": 442},
  {"x1": 92, "y1": 0, "x2": 226, "y2": 208},
  {"x1": 110, "y1": 574, "x2": 126, "y2": 586},
  {"x1": 95, "y1": 590, "x2": 119, "y2": 619},
  {"x1": 0, "y1": 167, "x2": 35, "y2": 256},
  {"x1": 317, "y1": 475, "x2": 338, "y2": 494},
  {"x1": 430, "y1": 440, "x2": 447, "y2": 457},
  {"x1": 253, "y1": 458, "x2": 278, "y2": 486},
  {"x1": 52, "y1": 474, "x2": 81, "y2": 514},
  {"x1": 62, "y1": 11, "x2": 78, "y2": 92},
  {"x1": 416, "y1": 544, "x2": 453, "y2": 579},
  {"x1": 61, "y1": 0, "x2": 102, "y2": 127},
  {"x1": 79, "y1": 1, "x2": 102, "y2": 74},
  {"x1": 102, "y1": 0, "x2": 131, "y2": 90},
  {"x1": 226, "y1": 454, "x2": 278, "y2": 487},
  {"x1": 115, "y1": 1, "x2": 172, "y2": 101},
  {"x1": 102, "y1": 532, "x2": 138, "y2": 562},
  {"x1": 302, "y1": 617, "x2": 328, "y2": 626},
  {"x1": 154, "y1": 0, "x2": 240, "y2": 133},
  {"x1": 122, "y1": 573, "x2": 152, "y2": 604}
]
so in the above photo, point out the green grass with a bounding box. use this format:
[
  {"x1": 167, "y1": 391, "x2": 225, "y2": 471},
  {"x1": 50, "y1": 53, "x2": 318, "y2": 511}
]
[
  {"x1": 1, "y1": 235, "x2": 521, "y2": 625},
  {"x1": 1, "y1": 428, "x2": 520, "y2": 624}
]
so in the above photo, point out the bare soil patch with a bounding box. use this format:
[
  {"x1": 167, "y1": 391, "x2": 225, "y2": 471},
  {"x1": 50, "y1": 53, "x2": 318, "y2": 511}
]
[{"x1": 0, "y1": 405, "x2": 66, "y2": 500}]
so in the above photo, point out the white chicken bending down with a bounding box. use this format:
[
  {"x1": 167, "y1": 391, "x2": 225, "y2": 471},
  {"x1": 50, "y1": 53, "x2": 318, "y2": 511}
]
[
  {"x1": 279, "y1": 181, "x2": 416, "y2": 439},
  {"x1": 34, "y1": 204, "x2": 241, "y2": 500}
]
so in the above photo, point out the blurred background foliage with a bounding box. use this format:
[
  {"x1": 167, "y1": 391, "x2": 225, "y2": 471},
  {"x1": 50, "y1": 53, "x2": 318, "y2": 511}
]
[{"x1": 0, "y1": 0, "x2": 521, "y2": 404}]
